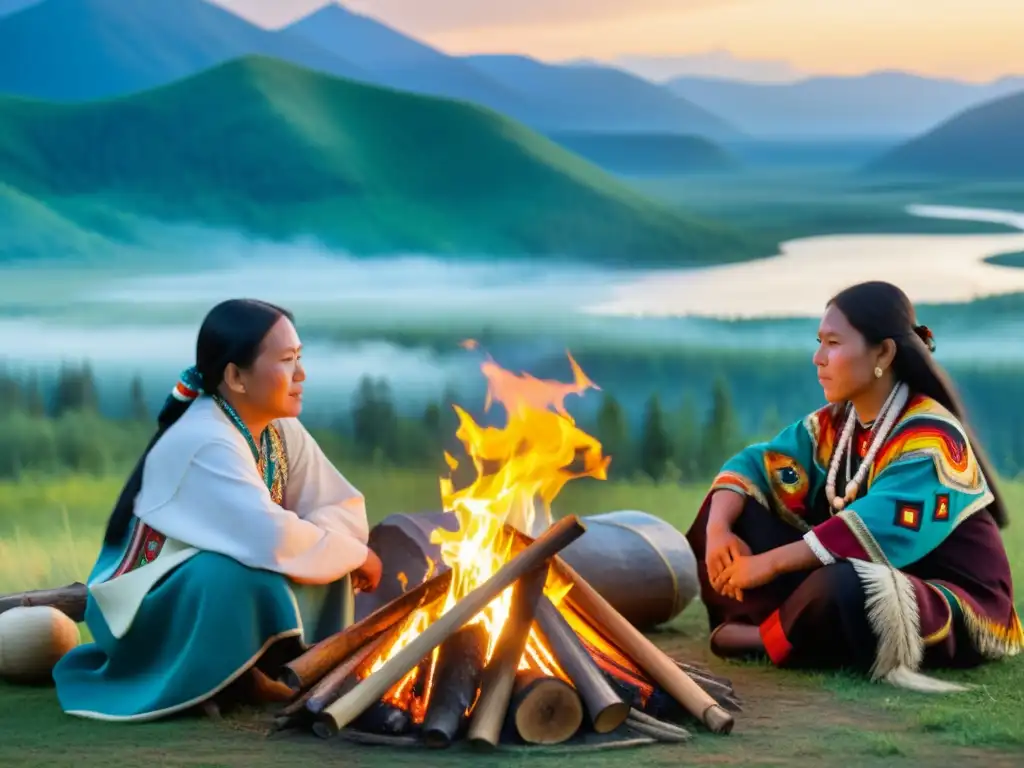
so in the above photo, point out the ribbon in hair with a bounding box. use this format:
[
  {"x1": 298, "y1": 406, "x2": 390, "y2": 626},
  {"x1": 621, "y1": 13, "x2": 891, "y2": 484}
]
[
  {"x1": 171, "y1": 366, "x2": 203, "y2": 402},
  {"x1": 914, "y1": 324, "x2": 936, "y2": 352}
]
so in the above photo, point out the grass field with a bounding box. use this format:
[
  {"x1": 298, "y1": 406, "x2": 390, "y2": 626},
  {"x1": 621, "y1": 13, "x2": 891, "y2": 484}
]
[{"x1": 1, "y1": 469, "x2": 1022, "y2": 767}]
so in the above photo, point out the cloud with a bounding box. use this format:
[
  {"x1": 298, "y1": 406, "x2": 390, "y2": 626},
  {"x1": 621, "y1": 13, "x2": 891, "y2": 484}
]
[
  {"x1": 209, "y1": 0, "x2": 746, "y2": 32},
  {"x1": 351, "y1": 0, "x2": 744, "y2": 32}
]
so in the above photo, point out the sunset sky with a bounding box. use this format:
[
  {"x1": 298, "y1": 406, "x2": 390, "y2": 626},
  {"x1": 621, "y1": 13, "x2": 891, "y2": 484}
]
[{"x1": 211, "y1": 0, "x2": 1023, "y2": 82}]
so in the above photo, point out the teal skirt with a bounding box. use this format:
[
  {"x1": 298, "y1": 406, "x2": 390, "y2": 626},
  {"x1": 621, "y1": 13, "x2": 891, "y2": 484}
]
[{"x1": 53, "y1": 552, "x2": 353, "y2": 722}]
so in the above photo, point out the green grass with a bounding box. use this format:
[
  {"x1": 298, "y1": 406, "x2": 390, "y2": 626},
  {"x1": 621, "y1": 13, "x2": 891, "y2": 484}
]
[
  {"x1": 1, "y1": 469, "x2": 1023, "y2": 766},
  {"x1": 0, "y1": 56, "x2": 767, "y2": 267}
]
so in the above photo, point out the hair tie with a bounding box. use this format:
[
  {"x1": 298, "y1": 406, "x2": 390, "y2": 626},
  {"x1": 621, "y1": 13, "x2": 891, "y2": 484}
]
[
  {"x1": 914, "y1": 325, "x2": 936, "y2": 353},
  {"x1": 171, "y1": 366, "x2": 203, "y2": 402}
]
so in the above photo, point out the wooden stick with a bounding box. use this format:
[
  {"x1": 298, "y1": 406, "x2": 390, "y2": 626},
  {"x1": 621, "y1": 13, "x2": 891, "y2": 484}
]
[
  {"x1": 280, "y1": 568, "x2": 453, "y2": 691},
  {"x1": 626, "y1": 708, "x2": 692, "y2": 742},
  {"x1": 303, "y1": 628, "x2": 398, "y2": 715},
  {"x1": 315, "y1": 515, "x2": 586, "y2": 737},
  {"x1": 534, "y1": 596, "x2": 629, "y2": 734},
  {"x1": 0, "y1": 582, "x2": 87, "y2": 622},
  {"x1": 422, "y1": 623, "x2": 489, "y2": 748},
  {"x1": 509, "y1": 669, "x2": 583, "y2": 745},
  {"x1": 466, "y1": 565, "x2": 548, "y2": 747},
  {"x1": 555, "y1": 557, "x2": 734, "y2": 734}
]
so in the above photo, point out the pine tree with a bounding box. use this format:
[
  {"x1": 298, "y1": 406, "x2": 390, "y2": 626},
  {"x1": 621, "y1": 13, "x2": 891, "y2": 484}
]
[
  {"x1": 594, "y1": 392, "x2": 631, "y2": 478},
  {"x1": 51, "y1": 363, "x2": 100, "y2": 416},
  {"x1": 671, "y1": 394, "x2": 702, "y2": 481},
  {"x1": 701, "y1": 377, "x2": 742, "y2": 476},
  {"x1": 0, "y1": 368, "x2": 23, "y2": 415},
  {"x1": 639, "y1": 393, "x2": 673, "y2": 482},
  {"x1": 23, "y1": 373, "x2": 44, "y2": 417},
  {"x1": 128, "y1": 375, "x2": 149, "y2": 422}
]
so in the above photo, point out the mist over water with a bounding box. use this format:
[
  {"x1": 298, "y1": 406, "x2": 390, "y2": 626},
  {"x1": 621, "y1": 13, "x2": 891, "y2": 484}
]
[{"x1": 3, "y1": 205, "x2": 1024, "y2": 415}]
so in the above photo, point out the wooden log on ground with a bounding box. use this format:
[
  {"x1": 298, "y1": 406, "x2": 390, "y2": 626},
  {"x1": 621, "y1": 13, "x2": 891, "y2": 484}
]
[
  {"x1": 533, "y1": 596, "x2": 629, "y2": 734},
  {"x1": 625, "y1": 708, "x2": 691, "y2": 743},
  {"x1": 280, "y1": 568, "x2": 453, "y2": 691},
  {"x1": 554, "y1": 556, "x2": 734, "y2": 734},
  {"x1": 314, "y1": 515, "x2": 586, "y2": 738},
  {"x1": 421, "y1": 623, "x2": 489, "y2": 748},
  {"x1": 466, "y1": 565, "x2": 548, "y2": 748},
  {"x1": 0, "y1": 583, "x2": 87, "y2": 622},
  {"x1": 508, "y1": 668, "x2": 583, "y2": 745}
]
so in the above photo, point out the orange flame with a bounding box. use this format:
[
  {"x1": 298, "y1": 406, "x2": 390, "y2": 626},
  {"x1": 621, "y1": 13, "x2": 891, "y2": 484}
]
[{"x1": 364, "y1": 351, "x2": 609, "y2": 718}]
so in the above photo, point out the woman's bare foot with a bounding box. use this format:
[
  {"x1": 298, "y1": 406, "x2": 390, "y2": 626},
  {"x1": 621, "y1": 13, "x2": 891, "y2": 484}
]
[{"x1": 709, "y1": 622, "x2": 767, "y2": 660}]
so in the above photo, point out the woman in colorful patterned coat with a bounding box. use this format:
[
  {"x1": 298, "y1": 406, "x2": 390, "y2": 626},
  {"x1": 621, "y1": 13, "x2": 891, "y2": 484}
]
[
  {"x1": 686, "y1": 281, "x2": 1022, "y2": 691},
  {"x1": 53, "y1": 299, "x2": 383, "y2": 720}
]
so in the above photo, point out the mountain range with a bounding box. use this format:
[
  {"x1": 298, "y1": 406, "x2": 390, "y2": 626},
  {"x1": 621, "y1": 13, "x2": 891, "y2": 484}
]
[
  {"x1": 6, "y1": 0, "x2": 1019, "y2": 143},
  {"x1": 667, "y1": 71, "x2": 1024, "y2": 138},
  {"x1": 866, "y1": 89, "x2": 1024, "y2": 177},
  {"x1": 0, "y1": 0, "x2": 738, "y2": 139},
  {"x1": 0, "y1": 56, "x2": 764, "y2": 264}
]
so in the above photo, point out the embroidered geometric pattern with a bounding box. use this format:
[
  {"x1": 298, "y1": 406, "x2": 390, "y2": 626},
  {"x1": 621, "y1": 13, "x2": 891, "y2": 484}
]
[
  {"x1": 934, "y1": 493, "x2": 950, "y2": 521},
  {"x1": 893, "y1": 500, "x2": 923, "y2": 532},
  {"x1": 869, "y1": 397, "x2": 982, "y2": 493}
]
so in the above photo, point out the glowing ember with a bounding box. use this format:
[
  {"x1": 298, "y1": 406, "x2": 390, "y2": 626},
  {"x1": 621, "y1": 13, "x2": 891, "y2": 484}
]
[{"x1": 362, "y1": 350, "x2": 609, "y2": 720}]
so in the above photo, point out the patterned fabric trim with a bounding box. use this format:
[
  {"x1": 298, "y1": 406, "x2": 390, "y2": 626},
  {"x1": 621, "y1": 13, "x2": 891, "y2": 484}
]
[
  {"x1": 921, "y1": 582, "x2": 954, "y2": 647},
  {"x1": 264, "y1": 422, "x2": 288, "y2": 506},
  {"x1": 802, "y1": 531, "x2": 836, "y2": 566},
  {"x1": 940, "y1": 586, "x2": 1024, "y2": 660},
  {"x1": 711, "y1": 471, "x2": 811, "y2": 533},
  {"x1": 804, "y1": 404, "x2": 839, "y2": 474},
  {"x1": 869, "y1": 397, "x2": 984, "y2": 493},
  {"x1": 834, "y1": 511, "x2": 890, "y2": 565}
]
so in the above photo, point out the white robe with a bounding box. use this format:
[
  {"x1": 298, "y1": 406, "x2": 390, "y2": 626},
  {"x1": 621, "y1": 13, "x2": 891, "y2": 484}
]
[{"x1": 90, "y1": 396, "x2": 369, "y2": 638}]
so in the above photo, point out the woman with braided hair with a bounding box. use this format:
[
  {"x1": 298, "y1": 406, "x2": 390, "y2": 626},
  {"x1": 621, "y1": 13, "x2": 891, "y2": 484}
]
[
  {"x1": 53, "y1": 299, "x2": 383, "y2": 720},
  {"x1": 686, "y1": 281, "x2": 1022, "y2": 691}
]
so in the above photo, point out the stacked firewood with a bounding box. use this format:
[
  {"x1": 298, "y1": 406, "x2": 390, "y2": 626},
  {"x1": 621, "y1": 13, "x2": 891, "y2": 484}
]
[{"x1": 272, "y1": 517, "x2": 740, "y2": 749}]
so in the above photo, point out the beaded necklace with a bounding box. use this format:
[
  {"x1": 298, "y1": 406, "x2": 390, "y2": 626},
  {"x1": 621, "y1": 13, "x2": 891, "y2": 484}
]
[
  {"x1": 825, "y1": 381, "x2": 909, "y2": 512},
  {"x1": 210, "y1": 393, "x2": 278, "y2": 492}
]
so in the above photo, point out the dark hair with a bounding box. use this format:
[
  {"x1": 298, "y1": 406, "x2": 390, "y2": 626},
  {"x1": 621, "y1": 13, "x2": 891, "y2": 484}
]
[
  {"x1": 829, "y1": 281, "x2": 1007, "y2": 528},
  {"x1": 103, "y1": 299, "x2": 294, "y2": 545}
]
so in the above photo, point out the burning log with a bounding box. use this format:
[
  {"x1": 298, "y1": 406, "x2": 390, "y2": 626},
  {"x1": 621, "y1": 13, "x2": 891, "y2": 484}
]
[
  {"x1": 466, "y1": 565, "x2": 548, "y2": 747},
  {"x1": 421, "y1": 623, "x2": 489, "y2": 747},
  {"x1": 508, "y1": 669, "x2": 583, "y2": 745},
  {"x1": 554, "y1": 556, "x2": 735, "y2": 735},
  {"x1": 354, "y1": 700, "x2": 413, "y2": 736},
  {"x1": 281, "y1": 568, "x2": 453, "y2": 692},
  {"x1": 534, "y1": 596, "x2": 630, "y2": 734},
  {"x1": 0, "y1": 583, "x2": 87, "y2": 622},
  {"x1": 314, "y1": 515, "x2": 586, "y2": 738}
]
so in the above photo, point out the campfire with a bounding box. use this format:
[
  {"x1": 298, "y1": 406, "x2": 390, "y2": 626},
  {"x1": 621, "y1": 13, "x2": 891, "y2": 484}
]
[{"x1": 274, "y1": 352, "x2": 739, "y2": 749}]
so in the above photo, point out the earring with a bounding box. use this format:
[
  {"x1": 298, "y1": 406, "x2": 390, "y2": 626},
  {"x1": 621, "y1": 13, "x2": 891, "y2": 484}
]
[{"x1": 874, "y1": 366, "x2": 883, "y2": 379}]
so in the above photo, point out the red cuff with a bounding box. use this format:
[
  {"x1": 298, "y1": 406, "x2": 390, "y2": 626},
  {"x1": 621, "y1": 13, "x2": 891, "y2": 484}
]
[{"x1": 759, "y1": 609, "x2": 793, "y2": 665}]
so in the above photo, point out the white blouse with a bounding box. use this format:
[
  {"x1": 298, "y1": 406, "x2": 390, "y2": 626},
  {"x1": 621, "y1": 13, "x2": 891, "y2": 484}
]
[{"x1": 90, "y1": 396, "x2": 369, "y2": 638}]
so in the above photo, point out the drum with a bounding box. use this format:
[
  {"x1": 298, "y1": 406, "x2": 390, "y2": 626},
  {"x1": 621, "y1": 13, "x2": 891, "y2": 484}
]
[{"x1": 356, "y1": 510, "x2": 698, "y2": 631}]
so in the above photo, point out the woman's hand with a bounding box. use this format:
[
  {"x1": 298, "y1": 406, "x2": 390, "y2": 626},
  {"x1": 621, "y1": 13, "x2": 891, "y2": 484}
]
[
  {"x1": 712, "y1": 553, "x2": 778, "y2": 595},
  {"x1": 706, "y1": 526, "x2": 752, "y2": 594},
  {"x1": 352, "y1": 548, "x2": 383, "y2": 592}
]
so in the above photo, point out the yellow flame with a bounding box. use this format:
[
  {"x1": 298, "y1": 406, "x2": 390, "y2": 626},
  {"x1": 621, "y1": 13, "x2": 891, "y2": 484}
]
[{"x1": 365, "y1": 351, "x2": 608, "y2": 714}]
